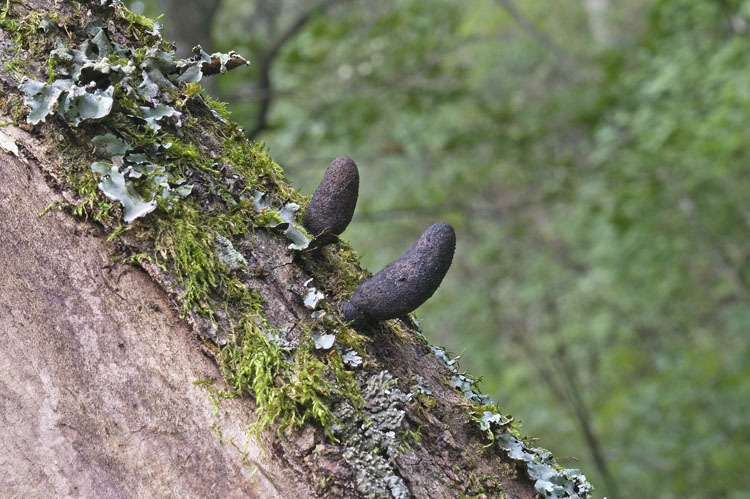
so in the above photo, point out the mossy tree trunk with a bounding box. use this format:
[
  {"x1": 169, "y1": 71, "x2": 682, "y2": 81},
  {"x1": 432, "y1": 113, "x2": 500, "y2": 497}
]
[{"x1": 0, "y1": 1, "x2": 584, "y2": 498}]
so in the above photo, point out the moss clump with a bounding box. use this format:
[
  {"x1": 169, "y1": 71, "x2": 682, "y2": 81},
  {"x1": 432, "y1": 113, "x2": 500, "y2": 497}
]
[
  {"x1": 455, "y1": 471, "x2": 506, "y2": 499},
  {"x1": 0, "y1": 3, "x2": 37, "y2": 77},
  {"x1": 58, "y1": 148, "x2": 117, "y2": 222},
  {"x1": 219, "y1": 320, "x2": 363, "y2": 438},
  {"x1": 301, "y1": 242, "x2": 365, "y2": 299},
  {"x1": 106, "y1": 1, "x2": 166, "y2": 50},
  {"x1": 397, "y1": 427, "x2": 423, "y2": 453},
  {"x1": 152, "y1": 211, "x2": 220, "y2": 316},
  {"x1": 222, "y1": 133, "x2": 305, "y2": 206}
]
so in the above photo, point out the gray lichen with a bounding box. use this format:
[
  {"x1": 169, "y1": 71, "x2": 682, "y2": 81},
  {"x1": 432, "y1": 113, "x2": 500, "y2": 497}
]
[
  {"x1": 332, "y1": 371, "x2": 412, "y2": 498},
  {"x1": 91, "y1": 161, "x2": 157, "y2": 222},
  {"x1": 412, "y1": 375, "x2": 432, "y2": 396},
  {"x1": 21, "y1": 77, "x2": 114, "y2": 126},
  {"x1": 419, "y1": 327, "x2": 594, "y2": 498},
  {"x1": 19, "y1": 22, "x2": 246, "y2": 224},
  {"x1": 339, "y1": 347, "x2": 363, "y2": 368},
  {"x1": 214, "y1": 232, "x2": 248, "y2": 271},
  {"x1": 253, "y1": 190, "x2": 311, "y2": 250},
  {"x1": 303, "y1": 278, "x2": 325, "y2": 310},
  {"x1": 89, "y1": 133, "x2": 193, "y2": 223},
  {"x1": 495, "y1": 433, "x2": 594, "y2": 498}
]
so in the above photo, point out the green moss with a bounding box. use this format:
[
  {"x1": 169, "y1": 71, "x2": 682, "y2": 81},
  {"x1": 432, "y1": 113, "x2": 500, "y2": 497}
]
[
  {"x1": 113, "y1": 119, "x2": 159, "y2": 147},
  {"x1": 448, "y1": 466, "x2": 506, "y2": 499},
  {"x1": 111, "y1": 4, "x2": 165, "y2": 49},
  {"x1": 223, "y1": 132, "x2": 305, "y2": 205},
  {"x1": 0, "y1": 0, "x2": 19, "y2": 34},
  {"x1": 324, "y1": 343, "x2": 363, "y2": 404},
  {"x1": 0, "y1": 91, "x2": 22, "y2": 125},
  {"x1": 397, "y1": 426, "x2": 423, "y2": 453},
  {"x1": 1, "y1": 6, "x2": 57, "y2": 60},
  {"x1": 193, "y1": 377, "x2": 238, "y2": 417},
  {"x1": 60, "y1": 153, "x2": 116, "y2": 222},
  {"x1": 114, "y1": 5, "x2": 158, "y2": 32},
  {"x1": 0, "y1": 3, "x2": 28, "y2": 77},
  {"x1": 106, "y1": 53, "x2": 131, "y2": 66},
  {"x1": 152, "y1": 209, "x2": 219, "y2": 316},
  {"x1": 203, "y1": 90, "x2": 232, "y2": 120},
  {"x1": 114, "y1": 252, "x2": 156, "y2": 267},
  {"x1": 301, "y1": 243, "x2": 364, "y2": 297},
  {"x1": 218, "y1": 320, "x2": 356, "y2": 439},
  {"x1": 45, "y1": 54, "x2": 57, "y2": 82},
  {"x1": 163, "y1": 137, "x2": 200, "y2": 161},
  {"x1": 332, "y1": 324, "x2": 369, "y2": 361}
]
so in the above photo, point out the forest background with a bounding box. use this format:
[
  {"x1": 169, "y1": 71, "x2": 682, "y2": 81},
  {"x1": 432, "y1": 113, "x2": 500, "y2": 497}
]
[{"x1": 126, "y1": 1, "x2": 750, "y2": 497}]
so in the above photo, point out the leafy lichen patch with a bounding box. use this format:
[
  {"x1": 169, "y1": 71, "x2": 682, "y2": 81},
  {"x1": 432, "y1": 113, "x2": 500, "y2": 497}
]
[
  {"x1": 252, "y1": 190, "x2": 311, "y2": 250},
  {"x1": 214, "y1": 232, "x2": 248, "y2": 272},
  {"x1": 332, "y1": 371, "x2": 412, "y2": 498},
  {"x1": 420, "y1": 328, "x2": 593, "y2": 497}
]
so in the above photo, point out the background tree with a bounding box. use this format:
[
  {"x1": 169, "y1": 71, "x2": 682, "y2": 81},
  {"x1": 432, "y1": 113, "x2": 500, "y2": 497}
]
[{"x1": 129, "y1": 0, "x2": 750, "y2": 497}]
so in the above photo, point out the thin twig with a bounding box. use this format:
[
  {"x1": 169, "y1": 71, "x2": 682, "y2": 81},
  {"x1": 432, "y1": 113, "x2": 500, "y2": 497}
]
[
  {"x1": 248, "y1": 0, "x2": 344, "y2": 140},
  {"x1": 494, "y1": 0, "x2": 575, "y2": 73}
]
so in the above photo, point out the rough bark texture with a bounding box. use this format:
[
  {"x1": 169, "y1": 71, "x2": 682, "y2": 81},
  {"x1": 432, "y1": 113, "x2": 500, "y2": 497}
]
[
  {"x1": 0, "y1": 138, "x2": 306, "y2": 498},
  {"x1": 0, "y1": 1, "x2": 559, "y2": 498}
]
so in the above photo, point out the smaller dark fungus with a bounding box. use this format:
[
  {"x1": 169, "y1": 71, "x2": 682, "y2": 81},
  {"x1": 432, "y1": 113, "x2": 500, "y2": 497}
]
[
  {"x1": 303, "y1": 156, "x2": 359, "y2": 239},
  {"x1": 343, "y1": 222, "x2": 456, "y2": 326}
]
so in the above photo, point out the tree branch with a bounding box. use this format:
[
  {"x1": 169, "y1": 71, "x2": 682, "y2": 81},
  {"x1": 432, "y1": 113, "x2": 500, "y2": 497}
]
[
  {"x1": 247, "y1": 0, "x2": 341, "y2": 140},
  {"x1": 494, "y1": 0, "x2": 575, "y2": 72}
]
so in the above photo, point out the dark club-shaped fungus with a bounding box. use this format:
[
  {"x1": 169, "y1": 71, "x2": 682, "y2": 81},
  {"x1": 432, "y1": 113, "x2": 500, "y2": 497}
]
[
  {"x1": 343, "y1": 222, "x2": 456, "y2": 325},
  {"x1": 303, "y1": 156, "x2": 359, "y2": 239}
]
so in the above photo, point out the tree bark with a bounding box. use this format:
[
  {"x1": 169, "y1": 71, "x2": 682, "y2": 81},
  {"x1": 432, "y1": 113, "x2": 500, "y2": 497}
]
[
  {"x1": 0, "y1": 130, "x2": 302, "y2": 498},
  {"x1": 0, "y1": 1, "x2": 587, "y2": 497}
]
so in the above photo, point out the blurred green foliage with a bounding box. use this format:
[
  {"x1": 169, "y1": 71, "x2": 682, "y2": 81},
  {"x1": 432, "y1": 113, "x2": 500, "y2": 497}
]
[{"x1": 130, "y1": 0, "x2": 750, "y2": 496}]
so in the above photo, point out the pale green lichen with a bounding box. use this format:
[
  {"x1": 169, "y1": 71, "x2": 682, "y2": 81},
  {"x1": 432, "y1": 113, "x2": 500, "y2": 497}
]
[
  {"x1": 20, "y1": 77, "x2": 114, "y2": 126},
  {"x1": 91, "y1": 161, "x2": 157, "y2": 222},
  {"x1": 20, "y1": 25, "x2": 200, "y2": 223},
  {"x1": 252, "y1": 190, "x2": 311, "y2": 250},
  {"x1": 332, "y1": 371, "x2": 412, "y2": 498},
  {"x1": 417, "y1": 324, "x2": 594, "y2": 498},
  {"x1": 214, "y1": 232, "x2": 248, "y2": 271}
]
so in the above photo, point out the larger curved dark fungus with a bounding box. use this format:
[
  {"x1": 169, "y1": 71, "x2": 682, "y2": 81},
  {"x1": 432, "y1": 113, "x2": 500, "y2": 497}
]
[
  {"x1": 343, "y1": 222, "x2": 456, "y2": 325},
  {"x1": 303, "y1": 156, "x2": 359, "y2": 239}
]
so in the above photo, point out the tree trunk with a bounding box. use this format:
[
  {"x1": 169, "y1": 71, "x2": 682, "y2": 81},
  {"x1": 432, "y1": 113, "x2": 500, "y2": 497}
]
[
  {"x1": 0, "y1": 131, "x2": 290, "y2": 498},
  {"x1": 582, "y1": 0, "x2": 612, "y2": 47},
  {"x1": 0, "y1": 1, "x2": 591, "y2": 497}
]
